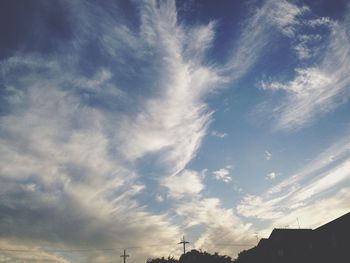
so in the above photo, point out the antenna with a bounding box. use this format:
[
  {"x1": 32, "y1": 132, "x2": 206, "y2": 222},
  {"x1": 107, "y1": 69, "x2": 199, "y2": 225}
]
[
  {"x1": 297, "y1": 218, "x2": 300, "y2": 229},
  {"x1": 254, "y1": 233, "x2": 259, "y2": 244},
  {"x1": 178, "y1": 236, "x2": 190, "y2": 254},
  {"x1": 120, "y1": 249, "x2": 129, "y2": 263}
]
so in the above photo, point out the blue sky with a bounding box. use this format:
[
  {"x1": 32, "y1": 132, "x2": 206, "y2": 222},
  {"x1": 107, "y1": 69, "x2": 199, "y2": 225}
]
[{"x1": 0, "y1": 0, "x2": 350, "y2": 262}]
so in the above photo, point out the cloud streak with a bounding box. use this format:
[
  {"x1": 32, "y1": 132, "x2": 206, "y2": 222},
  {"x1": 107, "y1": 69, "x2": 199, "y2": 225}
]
[
  {"x1": 176, "y1": 198, "x2": 254, "y2": 256},
  {"x1": 115, "y1": 1, "x2": 222, "y2": 177},
  {"x1": 223, "y1": 0, "x2": 306, "y2": 81},
  {"x1": 0, "y1": 0, "x2": 229, "y2": 261},
  {"x1": 260, "y1": 12, "x2": 350, "y2": 130},
  {"x1": 237, "y1": 132, "x2": 350, "y2": 234}
]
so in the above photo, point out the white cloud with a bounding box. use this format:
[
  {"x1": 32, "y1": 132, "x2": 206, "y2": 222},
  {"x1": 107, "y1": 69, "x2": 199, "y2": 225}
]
[
  {"x1": 307, "y1": 17, "x2": 333, "y2": 27},
  {"x1": 0, "y1": 240, "x2": 69, "y2": 263},
  {"x1": 210, "y1": 130, "x2": 228, "y2": 138},
  {"x1": 0, "y1": 58, "x2": 182, "y2": 261},
  {"x1": 265, "y1": 172, "x2": 278, "y2": 180},
  {"x1": 1, "y1": 0, "x2": 348, "y2": 261},
  {"x1": 0, "y1": 66, "x2": 213, "y2": 261},
  {"x1": 155, "y1": 194, "x2": 164, "y2": 203},
  {"x1": 0, "y1": 3, "x2": 228, "y2": 261},
  {"x1": 184, "y1": 21, "x2": 217, "y2": 63},
  {"x1": 268, "y1": 134, "x2": 350, "y2": 195},
  {"x1": 223, "y1": 0, "x2": 307, "y2": 83},
  {"x1": 161, "y1": 170, "x2": 204, "y2": 199},
  {"x1": 292, "y1": 34, "x2": 324, "y2": 60},
  {"x1": 0, "y1": 2, "x2": 205, "y2": 259},
  {"x1": 290, "y1": 160, "x2": 350, "y2": 203},
  {"x1": 265, "y1": 150, "x2": 272, "y2": 160},
  {"x1": 267, "y1": 188, "x2": 350, "y2": 230},
  {"x1": 239, "y1": 159, "x2": 350, "y2": 218},
  {"x1": 293, "y1": 44, "x2": 311, "y2": 60},
  {"x1": 114, "y1": 0, "x2": 223, "y2": 177},
  {"x1": 212, "y1": 168, "x2": 232, "y2": 183},
  {"x1": 200, "y1": 168, "x2": 209, "y2": 179},
  {"x1": 260, "y1": 15, "x2": 350, "y2": 130},
  {"x1": 266, "y1": 0, "x2": 308, "y2": 37},
  {"x1": 176, "y1": 198, "x2": 254, "y2": 257},
  {"x1": 223, "y1": 1, "x2": 270, "y2": 80},
  {"x1": 237, "y1": 133, "x2": 350, "y2": 231},
  {"x1": 236, "y1": 194, "x2": 285, "y2": 220}
]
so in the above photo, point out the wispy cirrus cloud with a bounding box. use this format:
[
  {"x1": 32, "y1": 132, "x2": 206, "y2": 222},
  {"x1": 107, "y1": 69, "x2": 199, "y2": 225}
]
[
  {"x1": 176, "y1": 197, "x2": 254, "y2": 256},
  {"x1": 115, "y1": 1, "x2": 222, "y2": 176},
  {"x1": 265, "y1": 0, "x2": 308, "y2": 38},
  {"x1": 268, "y1": 188, "x2": 350, "y2": 230},
  {"x1": 265, "y1": 150, "x2": 272, "y2": 160},
  {"x1": 1, "y1": 0, "x2": 349, "y2": 261},
  {"x1": 224, "y1": 0, "x2": 306, "y2": 81},
  {"x1": 0, "y1": 54, "x2": 182, "y2": 262},
  {"x1": 292, "y1": 34, "x2": 322, "y2": 60},
  {"x1": 0, "y1": 0, "x2": 220, "y2": 260},
  {"x1": 260, "y1": 12, "x2": 350, "y2": 130},
  {"x1": 237, "y1": 132, "x2": 350, "y2": 232},
  {"x1": 269, "y1": 135, "x2": 350, "y2": 195},
  {"x1": 0, "y1": 240, "x2": 69, "y2": 263},
  {"x1": 210, "y1": 130, "x2": 228, "y2": 138},
  {"x1": 0, "y1": 0, "x2": 228, "y2": 261},
  {"x1": 290, "y1": 160, "x2": 350, "y2": 203}
]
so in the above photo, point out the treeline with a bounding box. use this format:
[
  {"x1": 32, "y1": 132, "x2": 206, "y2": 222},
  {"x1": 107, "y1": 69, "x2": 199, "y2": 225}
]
[{"x1": 147, "y1": 249, "x2": 234, "y2": 263}]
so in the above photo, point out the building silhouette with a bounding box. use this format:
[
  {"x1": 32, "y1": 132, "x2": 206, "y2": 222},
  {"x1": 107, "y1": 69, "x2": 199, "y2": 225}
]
[{"x1": 235, "y1": 212, "x2": 350, "y2": 263}]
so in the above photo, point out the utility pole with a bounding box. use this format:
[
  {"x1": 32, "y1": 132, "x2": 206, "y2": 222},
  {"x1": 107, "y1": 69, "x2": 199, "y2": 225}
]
[
  {"x1": 178, "y1": 236, "x2": 189, "y2": 254},
  {"x1": 120, "y1": 249, "x2": 129, "y2": 263},
  {"x1": 297, "y1": 218, "x2": 301, "y2": 229}
]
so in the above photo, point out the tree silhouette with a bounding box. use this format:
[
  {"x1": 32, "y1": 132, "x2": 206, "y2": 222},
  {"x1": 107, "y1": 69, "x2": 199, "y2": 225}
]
[
  {"x1": 180, "y1": 250, "x2": 232, "y2": 263},
  {"x1": 147, "y1": 250, "x2": 233, "y2": 263},
  {"x1": 147, "y1": 256, "x2": 178, "y2": 263}
]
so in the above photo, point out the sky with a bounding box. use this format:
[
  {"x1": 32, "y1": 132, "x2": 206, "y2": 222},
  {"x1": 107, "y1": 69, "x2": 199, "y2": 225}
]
[{"x1": 0, "y1": 0, "x2": 350, "y2": 262}]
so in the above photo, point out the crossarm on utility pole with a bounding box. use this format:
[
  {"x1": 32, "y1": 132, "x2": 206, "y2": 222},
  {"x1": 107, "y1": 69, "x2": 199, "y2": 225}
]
[
  {"x1": 120, "y1": 249, "x2": 130, "y2": 263},
  {"x1": 178, "y1": 236, "x2": 190, "y2": 254}
]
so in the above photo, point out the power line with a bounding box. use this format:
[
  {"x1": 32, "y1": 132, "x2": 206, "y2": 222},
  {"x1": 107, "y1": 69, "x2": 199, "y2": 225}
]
[
  {"x1": 1, "y1": 249, "x2": 114, "y2": 253},
  {"x1": 0, "y1": 242, "x2": 255, "y2": 254},
  {"x1": 0, "y1": 244, "x2": 175, "y2": 253}
]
